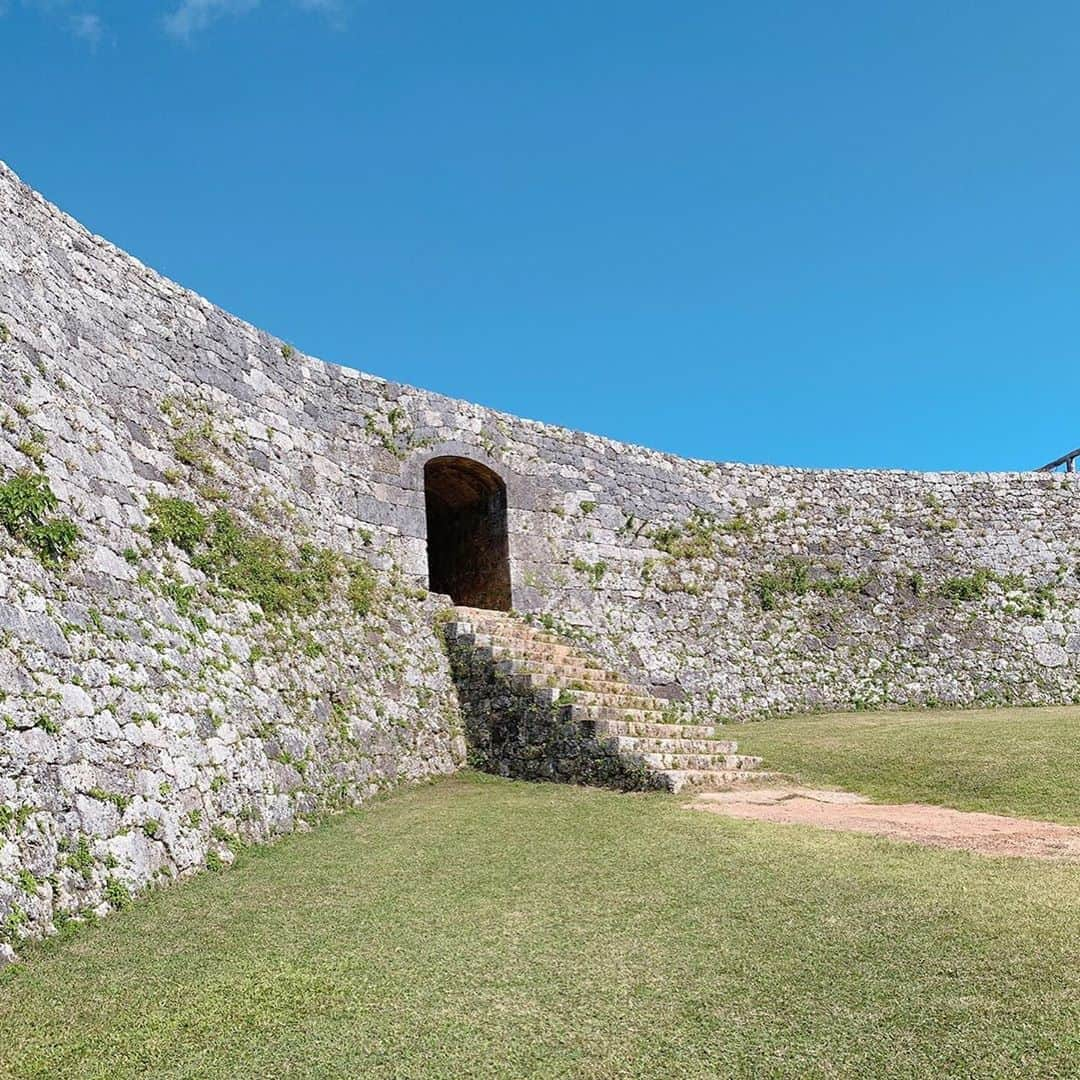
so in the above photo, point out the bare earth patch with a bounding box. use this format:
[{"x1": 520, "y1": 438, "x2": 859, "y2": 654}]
[{"x1": 689, "y1": 787, "x2": 1080, "y2": 859}]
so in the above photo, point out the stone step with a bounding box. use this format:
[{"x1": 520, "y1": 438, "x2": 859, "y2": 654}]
[
  {"x1": 658, "y1": 769, "x2": 782, "y2": 795},
  {"x1": 611, "y1": 736, "x2": 739, "y2": 755},
  {"x1": 471, "y1": 634, "x2": 584, "y2": 664},
  {"x1": 569, "y1": 705, "x2": 667, "y2": 724},
  {"x1": 448, "y1": 607, "x2": 769, "y2": 794},
  {"x1": 584, "y1": 713, "x2": 719, "y2": 739},
  {"x1": 494, "y1": 658, "x2": 630, "y2": 688},
  {"x1": 562, "y1": 683, "x2": 657, "y2": 701},
  {"x1": 455, "y1": 609, "x2": 561, "y2": 633},
  {"x1": 640, "y1": 752, "x2": 762, "y2": 771},
  {"x1": 495, "y1": 654, "x2": 609, "y2": 677},
  {"x1": 539, "y1": 678, "x2": 654, "y2": 701},
  {"x1": 453, "y1": 613, "x2": 571, "y2": 647},
  {"x1": 475, "y1": 623, "x2": 572, "y2": 648},
  {"x1": 487, "y1": 645, "x2": 594, "y2": 664},
  {"x1": 535, "y1": 683, "x2": 658, "y2": 709},
  {"x1": 522, "y1": 672, "x2": 654, "y2": 700},
  {"x1": 454, "y1": 635, "x2": 583, "y2": 669},
  {"x1": 495, "y1": 658, "x2": 633, "y2": 686}
]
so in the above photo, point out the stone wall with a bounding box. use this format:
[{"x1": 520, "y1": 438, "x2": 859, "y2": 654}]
[
  {"x1": 523, "y1": 465, "x2": 1080, "y2": 720},
  {"x1": 0, "y1": 165, "x2": 467, "y2": 949},
  {"x1": 4, "y1": 160, "x2": 1080, "y2": 946}
]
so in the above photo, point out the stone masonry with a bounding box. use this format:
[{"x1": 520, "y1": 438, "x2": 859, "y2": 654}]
[
  {"x1": 444, "y1": 607, "x2": 770, "y2": 793},
  {"x1": 4, "y1": 160, "x2": 1080, "y2": 948}
]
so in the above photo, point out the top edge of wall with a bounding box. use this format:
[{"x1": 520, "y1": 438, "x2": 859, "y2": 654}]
[{"x1": 0, "y1": 158, "x2": 1064, "y2": 484}]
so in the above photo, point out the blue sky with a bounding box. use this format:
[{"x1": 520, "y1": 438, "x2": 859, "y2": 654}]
[{"x1": 4, "y1": 2, "x2": 1080, "y2": 470}]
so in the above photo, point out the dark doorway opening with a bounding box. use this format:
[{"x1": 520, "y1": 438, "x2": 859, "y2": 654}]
[{"x1": 424, "y1": 456, "x2": 512, "y2": 611}]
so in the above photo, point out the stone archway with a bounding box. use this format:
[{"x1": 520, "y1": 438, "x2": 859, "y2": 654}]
[{"x1": 424, "y1": 456, "x2": 512, "y2": 611}]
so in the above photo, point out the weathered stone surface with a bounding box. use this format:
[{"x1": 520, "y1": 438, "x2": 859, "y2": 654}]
[
  {"x1": 3, "y1": 159, "x2": 1080, "y2": 947},
  {"x1": 1034, "y1": 643, "x2": 1068, "y2": 668},
  {"x1": 0, "y1": 166, "x2": 471, "y2": 946}
]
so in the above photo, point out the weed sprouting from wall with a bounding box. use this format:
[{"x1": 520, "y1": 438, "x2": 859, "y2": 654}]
[
  {"x1": 754, "y1": 557, "x2": 867, "y2": 611},
  {"x1": 0, "y1": 472, "x2": 79, "y2": 566},
  {"x1": 940, "y1": 568, "x2": 1055, "y2": 618},
  {"x1": 651, "y1": 508, "x2": 752, "y2": 561},
  {"x1": 146, "y1": 495, "x2": 377, "y2": 620},
  {"x1": 147, "y1": 495, "x2": 208, "y2": 553},
  {"x1": 346, "y1": 560, "x2": 377, "y2": 615},
  {"x1": 571, "y1": 557, "x2": 607, "y2": 588}
]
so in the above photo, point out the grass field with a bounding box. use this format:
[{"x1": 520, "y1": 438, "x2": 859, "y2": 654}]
[
  {"x1": 2, "y1": 726, "x2": 1078, "y2": 1078},
  {"x1": 735, "y1": 703, "x2": 1080, "y2": 823}
]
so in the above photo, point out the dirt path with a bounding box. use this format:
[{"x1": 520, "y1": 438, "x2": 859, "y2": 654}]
[{"x1": 689, "y1": 787, "x2": 1080, "y2": 859}]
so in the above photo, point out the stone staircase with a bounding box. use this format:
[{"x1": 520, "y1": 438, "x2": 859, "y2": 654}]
[{"x1": 445, "y1": 606, "x2": 772, "y2": 793}]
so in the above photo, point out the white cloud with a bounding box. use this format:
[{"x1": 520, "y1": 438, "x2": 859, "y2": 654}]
[
  {"x1": 296, "y1": 0, "x2": 347, "y2": 31},
  {"x1": 164, "y1": 0, "x2": 348, "y2": 40},
  {"x1": 1, "y1": 2, "x2": 107, "y2": 47},
  {"x1": 68, "y1": 10, "x2": 101, "y2": 45},
  {"x1": 163, "y1": 0, "x2": 260, "y2": 39},
  {"x1": 2, "y1": 0, "x2": 348, "y2": 43}
]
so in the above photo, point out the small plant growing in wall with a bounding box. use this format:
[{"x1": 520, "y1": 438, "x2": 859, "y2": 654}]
[
  {"x1": 172, "y1": 425, "x2": 216, "y2": 476},
  {"x1": 16, "y1": 431, "x2": 46, "y2": 468},
  {"x1": 363, "y1": 407, "x2": 417, "y2": 461},
  {"x1": 64, "y1": 836, "x2": 95, "y2": 881},
  {"x1": 147, "y1": 495, "x2": 209, "y2": 553},
  {"x1": 0, "y1": 906, "x2": 27, "y2": 945},
  {"x1": 0, "y1": 472, "x2": 79, "y2": 567},
  {"x1": 346, "y1": 559, "x2": 377, "y2": 615},
  {"x1": 145, "y1": 494, "x2": 378, "y2": 621},
  {"x1": 939, "y1": 570, "x2": 992, "y2": 602},
  {"x1": 572, "y1": 557, "x2": 607, "y2": 588},
  {"x1": 161, "y1": 577, "x2": 198, "y2": 616},
  {"x1": 87, "y1": 788, "x2": 132, "y2": 813},
  {"x1": 104, "y1": 876, "x2": 131, "y2": 911},
  {"x1": 754, "y1": 556, "x2": 867, "y2": 611},
  {"x1": 939, "y1": 567, "x2": 1055, "y2": 618},
  {"x1": 650, "y1": 508, "x2": 738, "y2": 562}
]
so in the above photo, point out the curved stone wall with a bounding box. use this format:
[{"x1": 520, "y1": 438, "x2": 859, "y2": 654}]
[{"x1": 3, "y1": 160, "x2": 1080, "y2": 946}]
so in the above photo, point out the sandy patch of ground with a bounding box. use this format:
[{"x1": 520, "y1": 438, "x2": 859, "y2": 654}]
[{"x1": 689, "y1": 787, "x2": 1080, "y2": 859}]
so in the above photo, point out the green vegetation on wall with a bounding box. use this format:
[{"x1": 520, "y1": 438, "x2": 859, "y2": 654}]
[
  {"x1": 146, "y1": 495, "x2": 377, "y2": 619},
  {"x1": 754, "y1": 557, "x2": 867, "y2": 611},
  {"x1": 0, "y1": 472, "x2": 79, "y2": 567},
  {"x1": 939, "y1": 567, "x2": 1055, "y2": 618},
  {"x1": 650, "y1": 508, "x2": 750, "y2": 562}
]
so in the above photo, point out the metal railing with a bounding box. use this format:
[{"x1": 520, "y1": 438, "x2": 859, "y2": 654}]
[{"x1": 1037, "y1": 448, "x2": 1080, "y2": 473}]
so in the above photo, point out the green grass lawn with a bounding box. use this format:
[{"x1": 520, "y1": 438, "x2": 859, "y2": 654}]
[
  {"x1": 736, "y1": 704, "x2": 1080, "y2": 824},
  {"x1": 2, "y1": 771, "x2": 1077, "y2": 1079}
]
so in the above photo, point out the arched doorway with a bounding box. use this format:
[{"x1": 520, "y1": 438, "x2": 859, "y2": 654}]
[{"x1": 424, "y1": 456, "x2": 512, "y2": 611}]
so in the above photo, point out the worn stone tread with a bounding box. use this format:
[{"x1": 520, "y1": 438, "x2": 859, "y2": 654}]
[
  {"x1": 611, "y1": 736, "x2": 740, "y2": 754},
  {"x1": 660, "y1": 769, "x2": 783, "y2": 794}
]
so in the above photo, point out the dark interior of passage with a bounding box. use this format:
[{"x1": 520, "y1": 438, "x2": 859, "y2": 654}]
[{"x1": 424, "y1": 456, "x2": 512, "y2": 611}]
